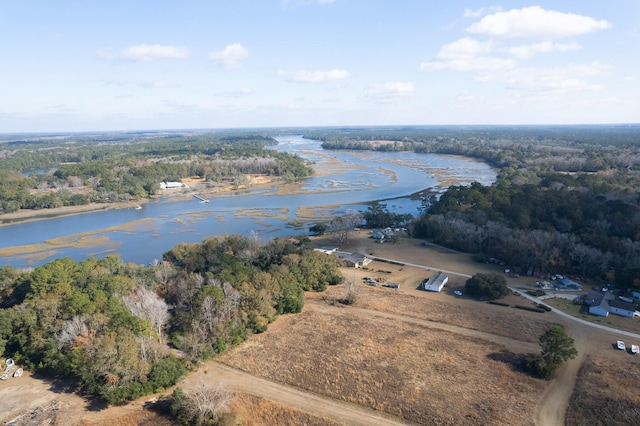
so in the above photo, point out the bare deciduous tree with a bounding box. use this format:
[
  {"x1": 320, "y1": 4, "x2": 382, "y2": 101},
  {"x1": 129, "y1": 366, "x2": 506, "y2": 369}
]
[
  {"x1": 330, "y1": 209, "x2": 364, "y2": 245},
  {"x1": 123, "y1": 287, "x2": 170, "y2": 345},
  {"x1": 178, "y1": 379, "x2": 234, "y2": 425},
  {"x1": 56, "y1": 315, "x2": 89, "y2": 349}
]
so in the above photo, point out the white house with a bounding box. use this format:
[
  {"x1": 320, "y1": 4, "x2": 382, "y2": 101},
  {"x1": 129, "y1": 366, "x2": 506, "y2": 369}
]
[
  {"x1": 340, "y1": 252, "x2": 372, "y2": 268},
  {"x1": 314, "y1": 246, "x2": 338, "y2": 255},
  {"x1": 422, "y1": 272, "x2": 448, "y2": 292},
  {"x1": 160, "y1": 181, "x2": 185, "y2": 189},
  {"x1": 608, "y1": 299, "x2": 640, "y2": 318},
  {"x1": 585, "y1": 292, "x2": 640, "y2": 318},
  {"x1": 585, "y1": 292, "x2": 609, "y2": 317}
]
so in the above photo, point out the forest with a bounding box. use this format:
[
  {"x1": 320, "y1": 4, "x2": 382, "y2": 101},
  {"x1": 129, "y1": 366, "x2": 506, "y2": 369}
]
[
  {"x1": 0, "y1": 132, "x2": 312, "y2": 213},
  {"x1": 0, "y1": 234, "x2": 342, "y2": 406}
]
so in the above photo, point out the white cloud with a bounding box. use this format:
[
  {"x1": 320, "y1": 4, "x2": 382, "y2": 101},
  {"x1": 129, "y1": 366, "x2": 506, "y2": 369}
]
[
  {"x1": 437, "y1": 37, "x2": 494, "y2": 59},
  {"x1": 209, "y1": 43, "x2": 249, "y2": 69},
  {"x1": 278, "y1": 69, "x2": 351, "y2": 83},
  {"x1": 507, "y1": 41, "x2": 582, "y2": 59},
  {"x1": 467, "y1": 6, "x2": 611, "y2": 39},
  {"x1": 463, "y1": 6, "x2": 502, "y2": 19},
  {"x1": 120, "y1": 44, "x2": 189, "y2": 61},
  {"x1": 505, "y1": 62, "x2": 611, "y2": 93},
  {"x1": 364, "y1": 82, "x2": 414, "y2": 99},
  {"x1": 420, "y1": 37, "x2": 515, "y2": 72}
]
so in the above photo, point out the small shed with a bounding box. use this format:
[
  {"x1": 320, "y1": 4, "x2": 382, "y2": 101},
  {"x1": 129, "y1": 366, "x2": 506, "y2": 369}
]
[{"x1": 422, "y1": 272, "x2": 448, "y2": 292}]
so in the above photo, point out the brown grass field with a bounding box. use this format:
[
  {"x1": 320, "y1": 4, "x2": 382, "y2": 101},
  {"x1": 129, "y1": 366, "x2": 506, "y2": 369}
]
[
  {"x1": 3, "y1": 232, "x2": 640, "y2": 425},
  {"x1": 565, "y1": 355, "x2": 640, "y2": 426},
  {"x1": 217, "y1": 294, "x2": 546, "y2": 425}
]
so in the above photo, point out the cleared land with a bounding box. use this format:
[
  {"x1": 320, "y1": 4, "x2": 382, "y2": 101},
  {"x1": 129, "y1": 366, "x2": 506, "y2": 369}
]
[{"x1": 217, "y1": 295, "x2": 545, "y2": 425}]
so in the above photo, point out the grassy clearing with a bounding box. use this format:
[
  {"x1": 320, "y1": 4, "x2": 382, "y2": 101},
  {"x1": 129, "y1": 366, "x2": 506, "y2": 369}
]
[
  {"x1": 566, "y1": 355, "x2": 640, "y2": 426},
  {"x1": 218, "y1": 296, "x2": 545, "y2": 425},
  {"x1": 345, "y1": 284, "x2": 555, "y2": 343}
]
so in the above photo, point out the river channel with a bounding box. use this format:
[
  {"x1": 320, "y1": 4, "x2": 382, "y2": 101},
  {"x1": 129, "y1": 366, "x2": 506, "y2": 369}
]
[{"x1": 0, "y1": 135, "x2": 496, "y2": 268}]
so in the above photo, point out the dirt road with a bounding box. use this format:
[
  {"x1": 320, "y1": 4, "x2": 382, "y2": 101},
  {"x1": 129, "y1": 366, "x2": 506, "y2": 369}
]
[{"x1": 189, "y1": 363, "x2": 409, "y2": 426}]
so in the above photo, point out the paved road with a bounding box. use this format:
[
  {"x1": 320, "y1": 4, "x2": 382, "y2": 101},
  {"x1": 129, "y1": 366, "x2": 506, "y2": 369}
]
[
  {"x1": 374, "y1": 254, "x2": 640, "y2": 340},
  {"x1": 512, "y1": 288, "x2": 640, "y2": 340}
]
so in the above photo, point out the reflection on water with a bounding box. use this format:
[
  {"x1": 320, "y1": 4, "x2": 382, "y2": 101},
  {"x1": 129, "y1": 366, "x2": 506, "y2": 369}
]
[{"x1": 0, "y1": 135, "x2": 496, "y2": 268}]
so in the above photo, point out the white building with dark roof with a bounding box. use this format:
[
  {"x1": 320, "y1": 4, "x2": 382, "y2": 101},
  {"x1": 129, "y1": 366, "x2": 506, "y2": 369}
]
[
  {"x1": 421, "y1": 272, "x2": 448, "y2": 292},
  {"x1": 585, "y1": 291, "x2": 640, "y2": 318}
]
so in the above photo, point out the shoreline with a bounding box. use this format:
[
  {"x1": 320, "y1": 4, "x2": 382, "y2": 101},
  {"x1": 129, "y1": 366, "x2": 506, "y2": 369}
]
[
  {"x1": 0, "y1": 152, "x2": 496, "y2": 228},
  {"x1": 0, "y1": 200, "x2": 152, "y2": 228}
]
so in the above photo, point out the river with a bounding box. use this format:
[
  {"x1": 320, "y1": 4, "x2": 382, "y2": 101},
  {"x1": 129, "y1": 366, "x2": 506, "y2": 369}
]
[{"x1": 0, "y1": 135, "x2": 495, "y2": 268}]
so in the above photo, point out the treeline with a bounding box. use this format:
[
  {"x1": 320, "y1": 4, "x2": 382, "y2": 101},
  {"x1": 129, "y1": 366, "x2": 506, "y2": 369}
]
[
  {"x1": 316, "y1": 125, "x2": 640, "y2": 193},
  {"x1": 414, "y1": 179, "x2": 640, "y2": 287},
  {"x1": 0, "y1": 235, "x2": 343, "y2": 404},
  {"x1": 314, "y1": 125, "x2": 640, "y2": 287},
  {"x1": 0, "y1": 134, "x2": 313, "y2": 214}
]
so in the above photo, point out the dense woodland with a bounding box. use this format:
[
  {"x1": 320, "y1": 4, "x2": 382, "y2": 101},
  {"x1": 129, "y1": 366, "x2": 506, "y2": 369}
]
[
  {"x1": 0, "y1": 235, "x2": 342, "y2": 405},
  {"x1": 0, "y1": 132, "x2": 312, "y2": 213}
]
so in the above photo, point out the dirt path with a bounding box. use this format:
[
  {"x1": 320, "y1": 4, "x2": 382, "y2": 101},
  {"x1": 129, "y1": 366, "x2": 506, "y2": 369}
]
[
  {"x1": 188, "y1": 362, "x2": 409, "y2": 426},
  {"x1": 532, "y1": 323, "x2": 587, "y2": 426}
]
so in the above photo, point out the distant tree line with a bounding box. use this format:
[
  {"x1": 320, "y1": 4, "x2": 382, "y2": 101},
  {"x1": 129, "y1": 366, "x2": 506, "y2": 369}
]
[{"x1": 0, "y1": 134, "x2": 312, "y2": 214}]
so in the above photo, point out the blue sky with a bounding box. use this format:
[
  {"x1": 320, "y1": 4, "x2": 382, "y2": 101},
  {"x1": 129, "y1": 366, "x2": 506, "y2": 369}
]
[{"x1": 1, "y1": 0, "x2": 638, "y2": 132}]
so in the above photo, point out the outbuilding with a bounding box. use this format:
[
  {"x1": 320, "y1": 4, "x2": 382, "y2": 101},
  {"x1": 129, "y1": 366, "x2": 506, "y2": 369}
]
[{"x1": 422, "y1": 272, "x2": 448, "y2": 292}]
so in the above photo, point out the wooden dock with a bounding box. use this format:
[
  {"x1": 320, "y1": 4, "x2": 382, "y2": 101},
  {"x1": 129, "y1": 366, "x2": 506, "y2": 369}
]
[{"x1": 192, "y1": 194, "x2": 210, "y2": 203}]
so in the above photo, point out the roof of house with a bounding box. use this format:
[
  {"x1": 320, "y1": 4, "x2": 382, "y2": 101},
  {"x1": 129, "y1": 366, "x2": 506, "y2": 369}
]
[
  {"x1": 608, "y1": 299, "x2": 638, "y2": 312},
  {"x1": 556, "y1": 278, "x2": 582, "y2": 289},
  {"x1": 585, "y1": 291, "x2": 605, "y2": 307},
  {"x1": 341, "y1": 252, "x2": 371, "y2": 265}
]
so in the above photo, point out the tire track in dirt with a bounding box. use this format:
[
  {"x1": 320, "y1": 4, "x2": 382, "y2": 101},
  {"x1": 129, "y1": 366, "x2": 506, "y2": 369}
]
[{"x1": 188, "y1": 362, "x2": 410, "y2": 426}]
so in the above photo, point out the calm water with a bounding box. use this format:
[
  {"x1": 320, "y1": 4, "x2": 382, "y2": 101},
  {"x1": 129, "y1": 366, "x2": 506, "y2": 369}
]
[{"x1": 0, "y1": 136, "x2": 495, "y2": 268}]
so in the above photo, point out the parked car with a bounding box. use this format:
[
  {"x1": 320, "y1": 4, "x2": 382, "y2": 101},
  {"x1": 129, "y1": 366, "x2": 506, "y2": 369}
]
[{"x1": 453, "y1": 290, "x2": 463, "y2": 296}]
